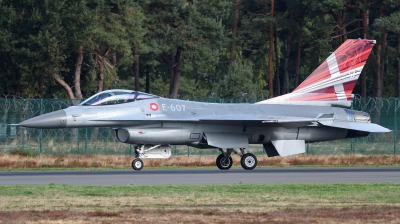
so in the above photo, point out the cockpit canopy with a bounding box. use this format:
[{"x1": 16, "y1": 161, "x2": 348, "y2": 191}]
[{"x1": 80, "y1": 89, "x2": 159, "y2": 106}]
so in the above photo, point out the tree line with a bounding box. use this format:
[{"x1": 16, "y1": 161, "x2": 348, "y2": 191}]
[{"x1": 1, "y1": 0, "x2": 399, "y2": 100}]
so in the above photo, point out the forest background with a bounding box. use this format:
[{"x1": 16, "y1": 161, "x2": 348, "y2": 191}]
[{"x1": 1, "y1": 0, "x2": 400, "y2": 100}]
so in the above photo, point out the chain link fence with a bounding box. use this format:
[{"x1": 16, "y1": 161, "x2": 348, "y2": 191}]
[{"x1": 0, "y1": 95, "x2": 398, "y2": 156}]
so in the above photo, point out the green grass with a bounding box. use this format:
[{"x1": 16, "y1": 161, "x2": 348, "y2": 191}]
[
  {"x1": 1, "y1": 183, "x2": 400, "y2": 223},
  {"x1": 1, "y1": 183, "x2": 399, "y2": 205}
]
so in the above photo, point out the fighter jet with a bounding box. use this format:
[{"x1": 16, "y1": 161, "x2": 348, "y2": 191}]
[{"x1": 19, "y1": 39, "x2": 390, "y2": 171}]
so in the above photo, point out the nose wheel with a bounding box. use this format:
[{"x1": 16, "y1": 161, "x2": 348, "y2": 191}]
[{"x1": 132, "y1": 158, "x2": 143, "y2": 171}]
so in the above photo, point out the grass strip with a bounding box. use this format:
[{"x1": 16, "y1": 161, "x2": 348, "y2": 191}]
[{"x1": 0, "y1": 183, "x2": 399, "y2": 211}]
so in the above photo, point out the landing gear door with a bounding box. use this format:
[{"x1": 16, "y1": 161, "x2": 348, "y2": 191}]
[{"x1": 204, "y1": 132, "x2": 249, "y2": 149}]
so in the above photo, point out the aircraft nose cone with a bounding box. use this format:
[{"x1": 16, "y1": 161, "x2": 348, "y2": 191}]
[{"x1": 19, "y1": 110, "x2": 67, "y2": 129}]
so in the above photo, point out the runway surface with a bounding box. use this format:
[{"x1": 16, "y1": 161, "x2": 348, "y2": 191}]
[{"x1": 0, "y1": 167, "x2": 399, "y2": 186}]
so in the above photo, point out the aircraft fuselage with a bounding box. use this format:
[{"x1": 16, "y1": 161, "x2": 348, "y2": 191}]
[{"x1": 20, "y1": 98, "x2": 369, "y2": 147}]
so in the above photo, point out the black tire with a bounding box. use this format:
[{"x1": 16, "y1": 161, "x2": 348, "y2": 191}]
[
  {"x1": 216, "y1": 154, "x2": 233, "y2": 170},
  {"x1": 240, "y1": 153, "x2": 257, "y2": 170},
  {"x1": 132, "y1": 158, "x2": 143, "y2": 171}
]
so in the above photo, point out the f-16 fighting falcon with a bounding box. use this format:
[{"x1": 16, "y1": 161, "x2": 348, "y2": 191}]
[{"x1": 19, "y1": 39, "x2": 390, "y2": 171}]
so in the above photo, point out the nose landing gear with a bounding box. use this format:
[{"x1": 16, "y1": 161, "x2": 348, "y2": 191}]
[{"x1": 131, "y1": 145, "x2": 143, "y2": 171}]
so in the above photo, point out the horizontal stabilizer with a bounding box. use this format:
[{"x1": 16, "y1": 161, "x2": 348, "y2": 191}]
[
  {"x1": 204, "y1": 132, "x2": 249, "y2": 148},
  {"x1": 319, "y1": 121, "x2": 391, "y2": 133},
  {"x1": 271, "y1": 140, "x2": 305, "y2": 157}
]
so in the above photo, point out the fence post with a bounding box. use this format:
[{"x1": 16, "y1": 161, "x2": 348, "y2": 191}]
[
  {"x1": 39, "y1": 99, "x2": 43, "y2": 154},
  {"x1": 350, "y1": 139, "x2": 355, "y2": 154},
  {"x1": 77, "y1": 128, "x2": 80, "y2": 154},
  {"x1": 350, "y1": 101, "x2": 355, "y2": 154},
  {"x1": 306, "y1": 143, "x2": 309, "y2": 154},
  {"x1": 85, "y1": 128, "x2": 88, "y2": 154},
  {"x1": 395, "y1": 99, "x2": 398, "y2": 155},
  {"x1": 21, "y1": 127, "x2": 24, "y2": 150},
  {"x1": 187, "y1": 146, "x2": 190, "y2": 157}
]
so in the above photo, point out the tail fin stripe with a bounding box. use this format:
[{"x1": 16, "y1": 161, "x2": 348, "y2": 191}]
[
  {"x1": 327, "y1": 53, "x2": 340, "y2": 77},
  {"x1": 333, "y1": 84, "x2": 345, "y2": 100},
  {"x1": 293, "y1": 61, "x2": 330, "y2": 92}
]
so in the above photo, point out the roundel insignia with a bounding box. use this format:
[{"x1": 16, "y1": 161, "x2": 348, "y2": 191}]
[{"x1": 149, "y1": 103, "x2": 159, "y2": 111}]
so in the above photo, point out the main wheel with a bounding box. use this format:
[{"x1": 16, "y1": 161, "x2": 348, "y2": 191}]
[
  {"x1": 132, "y1": 158, "x2": 143, "y2": 171},
  {"x1": 216, "y1": 154, "x2": 233, "y2": 170},
  {"x1": 240, "y1": 153, "x2": 257, "y2": 170}
]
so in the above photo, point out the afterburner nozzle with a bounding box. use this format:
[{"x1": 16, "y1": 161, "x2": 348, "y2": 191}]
[{"x1": 19, "y1": 110, "x2": 67, "y2": 129}]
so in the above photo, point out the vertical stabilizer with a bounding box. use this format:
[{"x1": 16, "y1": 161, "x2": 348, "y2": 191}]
[{"x1": 257, "y1": 39, "x2": 375, "y2": 107}]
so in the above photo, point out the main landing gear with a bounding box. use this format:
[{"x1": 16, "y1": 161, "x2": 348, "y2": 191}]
[{"x1": 216, "y1": 148, "x2": 257, "y2": 170}]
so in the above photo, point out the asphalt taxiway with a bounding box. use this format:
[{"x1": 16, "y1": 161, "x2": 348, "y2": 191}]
[{"x1": 0, "y1": 167, "x2": 399, "y2": 185}]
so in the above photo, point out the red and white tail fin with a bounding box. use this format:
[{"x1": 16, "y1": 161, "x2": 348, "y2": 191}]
[{"x1": 257, "y1": 39, "x2": 375, "y2": 107}]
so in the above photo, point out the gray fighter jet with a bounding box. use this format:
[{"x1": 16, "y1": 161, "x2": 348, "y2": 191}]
[{"x1": 19, "y1": 39, "x2": 390, "y2": 171}]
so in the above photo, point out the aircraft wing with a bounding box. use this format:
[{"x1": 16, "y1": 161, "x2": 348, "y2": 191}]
[
  {"x1": 90, "y1": 116, "x2": 315, "y2": 128},
  {"x1": 107, "y1": 113, "x2": 334, "y2": 126},
  {"x1": 89, "y1": 113, "x2": 390, "y2": 132},
  {"x1": 200, "y1": 115, "x2": 390, "y2": 133},
  {"x1": 198, "y1": 113, "x2": 335, "y2": 127},
  {"x1": 91, "y1": 115, "x2": 325, "y2": 123}
]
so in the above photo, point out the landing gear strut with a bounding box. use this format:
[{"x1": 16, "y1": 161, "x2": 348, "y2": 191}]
[
  {"x1": 216, "y1": 148, "x2": 257, "y2": 170},
  {"x1": 130, "y1": 144, "x2": 172, "y2": 171}
]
